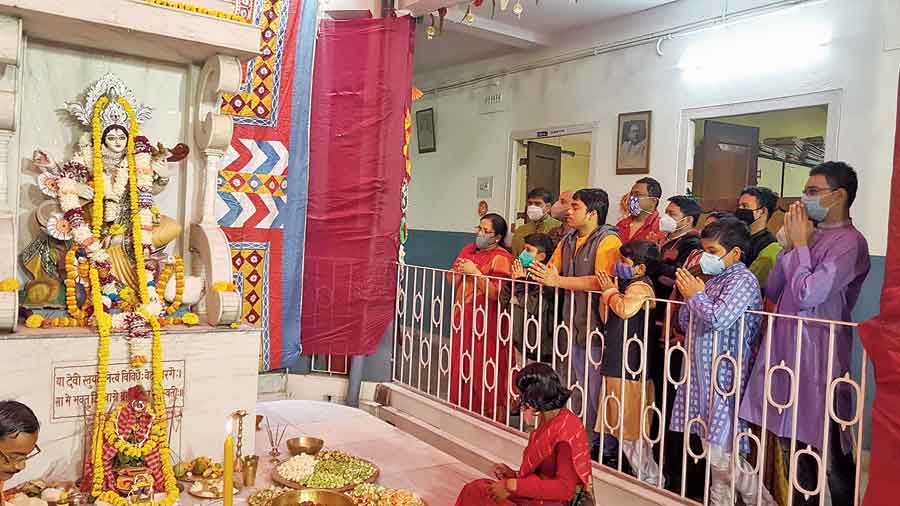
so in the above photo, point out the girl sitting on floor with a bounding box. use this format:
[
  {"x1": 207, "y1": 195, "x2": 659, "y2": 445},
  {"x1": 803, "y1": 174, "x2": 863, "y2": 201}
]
[{"x1": 455, "y1": 363, "x2": 594, "y2": 506}]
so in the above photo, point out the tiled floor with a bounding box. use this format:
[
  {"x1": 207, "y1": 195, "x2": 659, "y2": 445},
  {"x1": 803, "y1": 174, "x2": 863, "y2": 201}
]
[{"x1": 250, "y1": 400, "x2": 481, "y2": 506}]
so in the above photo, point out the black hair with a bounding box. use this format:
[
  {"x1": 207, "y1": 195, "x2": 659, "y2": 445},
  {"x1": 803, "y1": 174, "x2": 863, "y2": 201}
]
[
  {"x1": 526, "y1": 187, "x2": 554, "y2": 205},
  {"x1": 635, "y1": 177, "x2": 662, "y2": 200},
  {"x1": 619, "y1": 240, "x2": 661, "y2": 279},
  {"x1": 667, "y1": 195, "x2": 702, "y2": 227},
  {"x1": 101, "y1": 125, "x2": 129, "y2": 144},
  {"x1": 701, "y1": 218, "x2": 750, "y2": 261},
  {"x1": 524, "y1": 233, "x2": 555, "y2": 258},
  {"x1": 706, "y1": 211, "x2": 735, "y2": 223},
  {"x1": 810, "y1": 161, "x2": 858, "y2": 208},
  {"x1": 0, "y1": 401, "x2": 39, "y2": 439},
  {"x1": 740, "y1": 186, "x2": 780, "y2": 218},
  {"x1": 480, "y1": 213, "x2": 508, "y2": 241},
  {"x1": 573, "y1": 188, "x2": 609, "y2": 225},
  {"x1": 516, "y1": 363, "x2": 571, "y2": 412}
]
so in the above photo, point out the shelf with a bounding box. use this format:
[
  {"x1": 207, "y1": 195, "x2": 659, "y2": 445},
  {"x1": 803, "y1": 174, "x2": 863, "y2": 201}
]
[
  {"x1": 758, "y1": 153, "x2": 820, "y2": 169},
  {"x1": 0, "y1": 0, "x2": 260, "y2": 64}
]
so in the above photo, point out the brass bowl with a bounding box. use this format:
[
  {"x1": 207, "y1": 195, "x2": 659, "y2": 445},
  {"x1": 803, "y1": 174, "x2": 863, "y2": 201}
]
[
  {"x1": 286, "y1": 436, "x2": 324, "y2": 456},
  {"x1": 271, "y1": 489, "x2": 353, "y2": 506}
]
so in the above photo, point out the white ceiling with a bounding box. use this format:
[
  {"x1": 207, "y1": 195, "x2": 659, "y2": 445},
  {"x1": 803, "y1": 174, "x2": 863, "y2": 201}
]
[
  {"x1": 414, "y1": 0, "x2": 675, "y2": 74},
  {"x1": 471, "y1": 0, "x2": 674, "y2": 33}
]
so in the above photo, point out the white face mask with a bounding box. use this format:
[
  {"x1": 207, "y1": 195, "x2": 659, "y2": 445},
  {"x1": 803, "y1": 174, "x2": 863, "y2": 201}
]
[
  {"x1": 659, "y1": 213, "x2": 678, "y2": 234},
  {"x1": 526, "y1": 205, "x2": 545, "y2": 222},
  {"x1": 776, "y1": 226, "x2": 792, "y2": 251}
]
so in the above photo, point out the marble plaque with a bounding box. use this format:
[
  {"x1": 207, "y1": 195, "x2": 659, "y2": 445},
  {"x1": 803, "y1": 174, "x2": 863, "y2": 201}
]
[{"x1": 51, "y1": 359, "x2": 186, "y2": 421}]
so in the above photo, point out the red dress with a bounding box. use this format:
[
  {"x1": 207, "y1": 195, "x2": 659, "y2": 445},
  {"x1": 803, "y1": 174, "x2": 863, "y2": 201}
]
[
  {"x1": 616, "y1": 210, "x2": 665, "y2": 244},
  {"x1": 449, "y1": 244, "x2": 513, "y2": 423},
  {"x1": 455, "y1": 408, "x2": 594, "y2": 505}
]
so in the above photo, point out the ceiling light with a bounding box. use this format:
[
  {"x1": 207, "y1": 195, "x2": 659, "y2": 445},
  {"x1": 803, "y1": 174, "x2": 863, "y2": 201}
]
[{"x1": 678, "y1": 23, "x2": 832, "y2": 82}]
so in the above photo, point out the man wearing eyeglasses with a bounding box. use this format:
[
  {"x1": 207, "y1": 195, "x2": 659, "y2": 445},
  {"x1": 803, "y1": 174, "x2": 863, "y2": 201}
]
[
  {"x1": 740, "y1": 162, "x2": 870, "y2": 506},
  {"x1": 0, "y1": 401, "x2": 40, "y2": 502}
]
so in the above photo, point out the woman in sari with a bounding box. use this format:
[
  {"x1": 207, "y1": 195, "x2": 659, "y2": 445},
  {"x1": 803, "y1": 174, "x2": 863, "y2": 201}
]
[
  {"x1": 455, "y1": 363, "x2": 594, "y2": 505},
  {"x1": 0, "y1": 401, "x2": 41, "y2": 506},
  {"x1": 448, "y1": 213, "x2": 514, "y2": 423}
]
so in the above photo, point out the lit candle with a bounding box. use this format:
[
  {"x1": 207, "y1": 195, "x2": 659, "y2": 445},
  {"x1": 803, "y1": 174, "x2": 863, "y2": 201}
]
[{"x1": 224, "y1": 419, "x2": 234, "y2": 506}]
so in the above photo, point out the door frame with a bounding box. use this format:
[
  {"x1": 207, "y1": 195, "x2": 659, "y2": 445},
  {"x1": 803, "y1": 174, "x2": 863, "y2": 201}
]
[
  {"x1": 675, "y1": 90, "x2": 843, "y2": 196},
  {"x1": 506, "y1": 122, "x2": 596, "y2": 226}
]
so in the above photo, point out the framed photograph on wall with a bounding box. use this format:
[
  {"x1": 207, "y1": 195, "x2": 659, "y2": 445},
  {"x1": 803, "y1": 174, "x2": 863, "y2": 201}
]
[
  {"x1": 616, "y1": 110, "x2": 651, "y2": 174},
  {"x1": 416, "y1": 108, "x2": 436, "y2": 154}
]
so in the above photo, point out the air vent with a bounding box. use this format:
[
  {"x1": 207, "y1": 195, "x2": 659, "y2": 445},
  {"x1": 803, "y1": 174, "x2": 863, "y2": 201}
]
[{"x1": 479, "y1": 83, "x2": 504, "y2": 115}]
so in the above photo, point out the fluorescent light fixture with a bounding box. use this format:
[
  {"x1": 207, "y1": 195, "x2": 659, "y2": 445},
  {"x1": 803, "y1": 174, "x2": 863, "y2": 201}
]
[{"x1": 678, "y1": 23, "x2": 832, "y2": 82}]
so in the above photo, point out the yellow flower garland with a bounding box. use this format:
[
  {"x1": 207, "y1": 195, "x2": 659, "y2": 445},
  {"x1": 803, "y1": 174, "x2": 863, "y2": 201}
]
[
  {"x1": 65, "y1": 249, "x2": 86, "y2": 319},
  {"x1": 155, "y1": 257, "x2": 184, "y2": 315},
  {"x1": 88, "y1": 101, "x2": 179, "y2": 506},
  {"x1": 143, "y1": 0, "x2": 250, "y2": 23},
  {"x1": 91, "y1": 97, "x2": 109, "y2": 238},
  {"x1": 25, "y1": 314, "x2": 43, "y2": 328},
  {"x1": 0, "y1": 278, "x2": 18, "y2": 291}
]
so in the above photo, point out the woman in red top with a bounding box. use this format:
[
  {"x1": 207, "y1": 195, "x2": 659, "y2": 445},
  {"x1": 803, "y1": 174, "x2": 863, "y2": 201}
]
[
  {"x1": 455, "y1": 363, "x2": 594, "y2": 506},
  {"x1": 448, "y1": 213, "x2": 514, "y2": 424}
]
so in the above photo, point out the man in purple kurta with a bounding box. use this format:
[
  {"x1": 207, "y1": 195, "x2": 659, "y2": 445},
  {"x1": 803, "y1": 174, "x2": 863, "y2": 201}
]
[{"x1": 740, "y1": 162, "x2": 870, "y2": 506}]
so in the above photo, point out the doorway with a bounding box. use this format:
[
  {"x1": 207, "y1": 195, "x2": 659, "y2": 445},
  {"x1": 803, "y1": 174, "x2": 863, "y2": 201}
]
[
  {"x1": 679, "y1": 91, "x2": 841, "y2": 230},
  {"x1": 510, "y1": 132, "x2": 592, "y2": 227}
]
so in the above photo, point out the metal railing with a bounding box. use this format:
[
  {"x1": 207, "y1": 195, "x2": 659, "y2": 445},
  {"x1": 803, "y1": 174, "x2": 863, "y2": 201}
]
[{"x1": 391, "y1": 262, "x2": 870, "y2": 506}]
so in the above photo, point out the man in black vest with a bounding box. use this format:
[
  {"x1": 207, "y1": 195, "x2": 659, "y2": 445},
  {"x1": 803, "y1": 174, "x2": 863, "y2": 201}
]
[{"x1": 530, "y1": 188, "x2": 623, "y2": 445}]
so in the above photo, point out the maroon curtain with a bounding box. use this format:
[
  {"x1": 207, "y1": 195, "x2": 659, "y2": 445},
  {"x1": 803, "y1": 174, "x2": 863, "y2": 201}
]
[
  {"x1": 859, "y1": 71, "x2": 900, "y2": 506},
  {"x1": 301, "y1": 16, "x2": 415, "y2": 356}
]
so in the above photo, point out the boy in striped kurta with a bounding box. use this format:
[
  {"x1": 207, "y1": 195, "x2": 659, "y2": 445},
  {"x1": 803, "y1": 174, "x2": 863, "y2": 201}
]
[{"x1": 670, "y1": 219, "x2": 776, "y2": 506}]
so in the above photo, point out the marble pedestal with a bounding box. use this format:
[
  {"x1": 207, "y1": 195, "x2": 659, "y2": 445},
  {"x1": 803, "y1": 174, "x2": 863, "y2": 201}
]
[{"x1": 0, "y1": 325, "x2": 260, "y2": 486}]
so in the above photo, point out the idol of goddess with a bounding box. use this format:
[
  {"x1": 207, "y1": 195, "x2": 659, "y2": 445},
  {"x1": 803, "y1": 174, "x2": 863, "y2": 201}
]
[{"x1": 20, "y1": 73, "x2": 202, "y2": 367}]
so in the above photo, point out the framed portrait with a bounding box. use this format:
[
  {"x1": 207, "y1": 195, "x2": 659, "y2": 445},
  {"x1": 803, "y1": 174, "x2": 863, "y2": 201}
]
[
  {"x1": 616, "y1": 110, "x2": 651, "y2": 174},
  {"x1": 416, "y1": 108, "x2": 436, "y2": 154}
]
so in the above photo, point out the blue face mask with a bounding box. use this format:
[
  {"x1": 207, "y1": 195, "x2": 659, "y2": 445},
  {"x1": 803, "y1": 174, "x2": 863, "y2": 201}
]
[
  {"x1": 801, "y1": 192, "x2": 833, "y2": 223},
  {"x1": 699, "y1": 251, "x2": 728, "y2": 276},
  {"x1": 614, "y1": 261, "x2": 635, "y2": 280},
  {"x1": 627, "y1": 195, "x2": 643, "y2": 217},
  {"x1": 518, "y1": 250, "x2": 536, "y2": 268}
]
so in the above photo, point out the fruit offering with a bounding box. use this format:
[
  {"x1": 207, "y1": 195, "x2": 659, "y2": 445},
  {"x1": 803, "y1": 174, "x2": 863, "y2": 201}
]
[
  {"x1": 248, "y1": 486, "x2": 292, "y2": 506},
  {"x1": 176, "y1": 456, "x2": 224, "y2": 480},
  {"x1": 349, "y1": 484, "x2": 425, "y2": 506}
]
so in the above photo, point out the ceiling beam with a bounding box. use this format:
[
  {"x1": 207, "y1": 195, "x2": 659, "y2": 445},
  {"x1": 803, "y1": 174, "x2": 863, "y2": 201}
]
[
  {"x1": 397, "y1": 0, "x2": 470, "y2": 17},
  {"x1": 441, "y1": 5, "x2": 549, "y2": 49}
]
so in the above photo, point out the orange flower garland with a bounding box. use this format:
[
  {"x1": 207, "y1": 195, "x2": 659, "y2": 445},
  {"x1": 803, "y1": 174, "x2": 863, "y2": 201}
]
[
  {"x1": 88, "y1": 99, "x2": 179, "y2": 506},
  {"x1": 155, "y1": 257, "x2": 184, "y2": 315},
  {"x1": 65, "y1": 248, "x2": 86, "y2": 319}
]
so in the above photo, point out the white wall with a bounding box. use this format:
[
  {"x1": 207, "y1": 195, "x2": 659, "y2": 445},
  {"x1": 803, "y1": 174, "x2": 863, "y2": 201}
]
[{"x1": 409, "y1": 0, "x2": 900, "y2": 256}]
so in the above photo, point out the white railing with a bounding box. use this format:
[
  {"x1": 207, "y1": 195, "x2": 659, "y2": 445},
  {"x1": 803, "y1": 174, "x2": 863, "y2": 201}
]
[{"x1": 391, "y1": 263, "x2": 870, "y2": 506}]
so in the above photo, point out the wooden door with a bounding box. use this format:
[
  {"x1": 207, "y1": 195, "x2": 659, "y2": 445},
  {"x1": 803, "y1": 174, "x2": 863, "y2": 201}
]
[
  {"x1": 693, "y1": 121, "x2": 759, "y2": 212},
  {"x1": 526, "y1": 142, "x2": 562, "y2": 196}
]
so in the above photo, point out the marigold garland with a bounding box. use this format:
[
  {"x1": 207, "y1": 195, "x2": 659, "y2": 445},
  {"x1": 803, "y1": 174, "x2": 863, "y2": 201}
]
[
  {"x1": 25, "y1": 314, "x2": 43, "y2": 328},
  {"x1": 0, "y1": 278, "x2": 18, "y2": 291},
  {"x1": 142, "y1": 0, "x2": 250, "y2": 23},
  {"x1": 65, "y1": 248, "x2": 87, "y2": 319},
  {"x1": 91, "y1": 97, "x2": 108, "y2": 238},
  {"x1": 87, "y1": 100, "x2": 179, "y2": 506},
  {"x1": 155, "y1": 257, "x2": 184, "y2": 315}
]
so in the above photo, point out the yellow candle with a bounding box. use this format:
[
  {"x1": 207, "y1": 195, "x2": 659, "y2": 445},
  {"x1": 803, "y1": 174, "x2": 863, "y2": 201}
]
[{"x1": 224, "y1": 420, "x2": 234, "y2": 506}]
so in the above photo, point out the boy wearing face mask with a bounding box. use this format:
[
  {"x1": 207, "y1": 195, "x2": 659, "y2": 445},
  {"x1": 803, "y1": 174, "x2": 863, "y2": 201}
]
[
  {"x1": 511, "y1": 188, "x2": 561, "y2": 257},
  {"x1": 672, "y1": 218, "x2": 777, "y2": 506},
  {"x1": 657, "y1": 196, "x2": 703, "y2": 295},
  {"x1": 736, "y1": 186, "x2": 782, "y2": 291},
  {"x1": 740, "y1": 162, "x2": 869, "y2": 506},
  {"x1": 594, "y1": 240, "x2": 663, "y2": 485},
  {"x1": 616, "y1": 177, "x2": 666, "y2": 244},
  {"x1": 500, "y1": 233, "x2": 557, "y2": 365}
]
